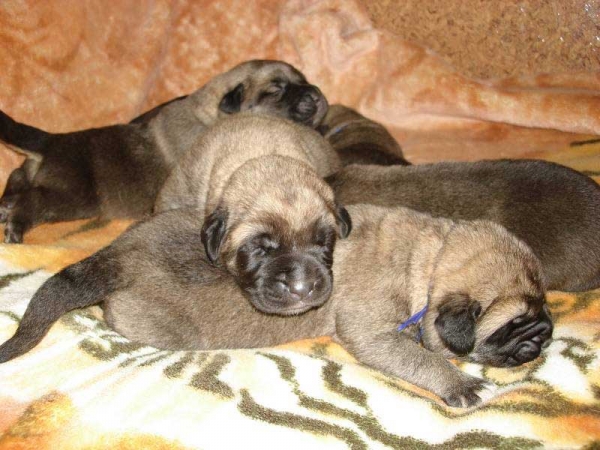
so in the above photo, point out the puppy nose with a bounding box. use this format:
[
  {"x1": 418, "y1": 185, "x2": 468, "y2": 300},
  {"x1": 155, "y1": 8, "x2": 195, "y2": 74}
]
[
  {"x1": 296, "y1": 92, "x2": 318, "y2": 115},
  {"x1": 514, "y1": 341, "x2": 541, "y2": 363},
  {"x1": 303, "y1": 89, "x2": 321, "y2": 103},
  {"x1": 274, "y1": 271, "x2": 316, "y2": 301},
  {"x1": 288, "y1": 280, "x2": 316, "y2": 300}
]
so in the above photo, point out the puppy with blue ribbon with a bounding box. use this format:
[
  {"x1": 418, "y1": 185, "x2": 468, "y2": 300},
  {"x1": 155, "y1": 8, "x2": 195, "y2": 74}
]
[{"x1": 0, "y1": 204, "x2": 552, "y2": 407}]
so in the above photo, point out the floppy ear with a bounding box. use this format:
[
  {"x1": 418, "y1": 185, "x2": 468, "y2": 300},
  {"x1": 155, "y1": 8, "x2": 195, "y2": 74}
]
[
  {"x1": 201, "y1": 208, "x2": 229, "y2": 264},
  {"x1": 334, "y1": 204, "x2": 352, "y2": 239},
  {"x1": 218, "y1": 83, "x2": 245, "y2": 114},
  {"x1": 434, "y1": 293, "x2": 482, "y2": 356}
]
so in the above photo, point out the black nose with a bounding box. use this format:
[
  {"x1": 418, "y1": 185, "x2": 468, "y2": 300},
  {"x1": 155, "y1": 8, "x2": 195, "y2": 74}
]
[
  {"x1": 288, "y1": 280, "x2": 316, "y2": 300},
  {"x1": 514, "y1": 340, "x2": 541, "y2": 363},
  {"x1": 294, "y1": 91, "x2": 318, "y2": 117},
  {"x1": 510, "y1": 318, "x2": 553, "y2": 364},
  {"x1": 275, "y1": 271, "x2": 317, "y2": 301}
]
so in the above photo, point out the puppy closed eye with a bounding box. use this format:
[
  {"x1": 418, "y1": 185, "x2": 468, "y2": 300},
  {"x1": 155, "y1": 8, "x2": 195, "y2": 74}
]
[
  {"x1": 253, "y1": 234, "x2": 279, "y2": 256},
  {"x1": 512, "y1": 314, "x2": 527, "y2": 325},
  {"x1": 264, "y1": 79, "x2": 287, "y2": 96}
]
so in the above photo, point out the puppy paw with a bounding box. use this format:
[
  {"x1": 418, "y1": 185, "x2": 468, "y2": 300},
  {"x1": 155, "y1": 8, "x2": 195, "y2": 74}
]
[
  {"x1": 4, "y1": 221, "x2": 24, "y2": 244},
  {"x1": 441, "y1": 375, "x2": 493, "y2": 408},
  {"x1": 0, "y1": 196, "x2": 17, "y2": 223}
]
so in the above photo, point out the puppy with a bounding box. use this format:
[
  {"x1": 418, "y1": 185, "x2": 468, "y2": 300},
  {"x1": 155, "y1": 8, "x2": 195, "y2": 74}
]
[
  {"x1": 154, "y1": 111, "x2": 341, "y2": 213},
  {"x1": 318, "y1": 105, "x2": 408, "y2": 166},
  {"x1": 327, "y1": 160, "x2": 600, "y2": 292},
  {"x1": 0, "y1": 204, "x2": 552, "y2": 408},
  {"x1": 0, "y1": 60, "x2": 328, "y2": 243},
  {"x1": 153, "y1": 113, "x2": 349, "y2": 312}
]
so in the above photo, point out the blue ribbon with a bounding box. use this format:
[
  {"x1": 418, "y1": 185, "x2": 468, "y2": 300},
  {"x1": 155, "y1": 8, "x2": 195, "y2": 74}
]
[
  {"x1": 395, "y1": 225, "x2": 455, "y2": 342},
  {"x1": 397, "y1": 305, "x2": 428, "y2": 332}
]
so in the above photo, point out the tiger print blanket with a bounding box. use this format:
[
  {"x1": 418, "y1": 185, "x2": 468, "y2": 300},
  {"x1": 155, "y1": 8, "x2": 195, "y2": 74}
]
[
  {"x1": 0, "y1": 141, "x2": 599, "y2": 449},
  {"x1": 1, "y1": 0, "x2": 600, "y2": 448}
]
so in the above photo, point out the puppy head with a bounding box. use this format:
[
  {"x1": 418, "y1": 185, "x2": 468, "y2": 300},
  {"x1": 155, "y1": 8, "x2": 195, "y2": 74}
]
[
  {"x1": 421, "y1": 222, "x2": 553, "y2": 367},
  {"x1": 201, "y1": 156, "x2": 351, "y2": 316},
  {"x1": 217, "y1": 60, "x2": 328, "y2": 128}
]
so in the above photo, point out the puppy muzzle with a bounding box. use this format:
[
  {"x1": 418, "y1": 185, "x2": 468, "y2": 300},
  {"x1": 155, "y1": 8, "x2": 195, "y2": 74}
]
[
  {"x1": 472, "y1": 306, "x2": 553, "y2": 367},
  {"x1": 257, "y1": 254, "x2": 333, "y2": 315},
  {"x1": 287, "y1": 85, "x2": 328, "y2": 127}
]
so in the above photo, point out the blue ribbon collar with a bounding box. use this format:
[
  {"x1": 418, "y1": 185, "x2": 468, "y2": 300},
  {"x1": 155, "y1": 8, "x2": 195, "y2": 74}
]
[
  {"x1": 395, "y1": 223, "x2": 457, "y2": 340},
  {"x1": 397, "y1": 305, "x2": 428, "y2": 332}
]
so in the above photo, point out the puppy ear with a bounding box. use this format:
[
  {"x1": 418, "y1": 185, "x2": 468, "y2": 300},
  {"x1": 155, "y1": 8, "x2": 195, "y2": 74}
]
[
  {"x1": 201, "y1": 208, "x2": 229, "y2": 264},
  {"x1": 434, "y1": 293, "x2": 482, "y2": 356},
  {"x1": 219, "y1": 83, "x2": 245, "y2": 114},
  {"x1": 334, "y1": 204, "x2": 352, "y2": 239}
]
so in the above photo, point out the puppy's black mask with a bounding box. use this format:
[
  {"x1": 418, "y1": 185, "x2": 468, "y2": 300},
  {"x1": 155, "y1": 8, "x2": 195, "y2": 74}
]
[
  {"x1": 201, "y1": 205, "x2": 351, "y2": 316},
  {"x1": 219, "y1": 79, "x2": 328, "y2": 128},
  {"x1": 235, "y1": 230, "x2": 335, "y2": 315},
  {"x1": 476, "y1": 303, "x2": 553, "y2": 367},
  {"x1": 434, "y1": 293, "x2": 553, "y2": 367}
]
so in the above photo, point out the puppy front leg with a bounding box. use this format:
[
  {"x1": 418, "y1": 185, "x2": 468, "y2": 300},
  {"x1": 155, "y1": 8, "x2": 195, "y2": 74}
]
[{"x1": 337, "y1": 330, "x2": 489, "y2": 407}]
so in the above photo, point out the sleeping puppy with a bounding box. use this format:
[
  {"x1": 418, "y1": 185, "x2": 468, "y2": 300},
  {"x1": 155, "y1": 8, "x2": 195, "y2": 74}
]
[
  {"x1": 318, "y1": 105, "x2": 408, "y2": 166},
  {"x1": 154, "y1": 112, "x2": 341, "y2": 214},
  {"x1": 327, "y1": 160, "x2": 600, "y2": 292},
  {"x1": 0, "y1": 204, "x2": 552, "y2": 408},
  {"x1": 153, "y1": 113, "x2": 350, "y2": 311},
  {"x1": 0, "y1": 60, "x2": 328, "y2": 243}
]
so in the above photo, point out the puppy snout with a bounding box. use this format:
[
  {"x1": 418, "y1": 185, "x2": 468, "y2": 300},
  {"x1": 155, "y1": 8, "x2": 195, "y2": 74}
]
[
  {"x1": 289, "y1": 85, "x2": 328, "y2": 125},
  {"x1": 476, "y1": 306, "x2": 554, "y2": 367},
  {"x1": 288, "y1": 279, "x2": 316, "y2": 300},
  {"x1": 274, "y1": 271, "x2": 317, "y2": 301},
  {"x1": 511, "y1": 319, "x2": 552, "y2": 364},
  {"x1": 264, "y1": 254, "x2": 332, "y2": 311},
  {"x1": 295, "y1": 91, "x2": 318, "y2": 117},
  {"x1": 514, "y1": 340, "x2": 541, "y2": 364}
]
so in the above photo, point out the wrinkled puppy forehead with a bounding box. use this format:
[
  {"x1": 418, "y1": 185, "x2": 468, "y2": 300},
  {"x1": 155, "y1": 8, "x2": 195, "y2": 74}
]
[
  {"x1": 231, "y1": 59, "x2": 307, "y2": 85},
  {"x1": 222, "y1": 156, "x2": 336, "y2": 208},
  {"x1": 229, "y1": 209, "x2": 336, "y2": 249},
  {"x1": 225, "y1": 187, "x2": 338, "y2": 251},
  {"x1": 253, "y1": 60, "x2": 307, "y2": 83},
  {"x1": 430, "y1": 221, "x2": 545, "y2": 309},
  {"x1": 476, "y1": 291, "x2": 547, "y2": 334},
  {"x1": 218, "y1": 156, "x2": 338, "y2": 250}
]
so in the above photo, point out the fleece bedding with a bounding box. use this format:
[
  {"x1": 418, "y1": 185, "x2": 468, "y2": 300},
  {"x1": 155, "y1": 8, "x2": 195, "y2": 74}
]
[{"x1": 0, "y1": 0, "x2": 599, "y2": 448}]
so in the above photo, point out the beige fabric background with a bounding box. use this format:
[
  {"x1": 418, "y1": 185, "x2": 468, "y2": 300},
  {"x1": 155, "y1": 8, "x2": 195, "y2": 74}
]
[
  {"x1": 365, "y1": 0, "x2": 600, "y2": 79},
  {"x1": 1, "y1": 0, "x2": 599, "y2": 185}
]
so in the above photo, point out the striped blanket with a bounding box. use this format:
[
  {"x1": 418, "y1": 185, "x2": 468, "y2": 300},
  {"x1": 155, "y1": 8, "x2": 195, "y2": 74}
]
[
  {"x1": 1, "y1": 0, "x2": 600, "y2": 447},
  {"x1": 0, "y1": 143, "x2": 599, "y2": 449}
]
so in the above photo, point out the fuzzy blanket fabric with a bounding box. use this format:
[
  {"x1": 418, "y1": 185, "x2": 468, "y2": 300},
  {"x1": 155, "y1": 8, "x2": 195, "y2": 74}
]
[{"x1": 0, "y1": 0, "x2": 599, "y2": 448}]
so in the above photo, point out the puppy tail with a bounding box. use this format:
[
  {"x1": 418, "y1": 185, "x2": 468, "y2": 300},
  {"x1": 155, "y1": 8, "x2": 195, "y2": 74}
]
[
  {"x1": 0, "y1": 109, "x2": 51, "y2": 157},
  {"x1": 0, "y1": 252, "x2": 118, "y2": 363}
]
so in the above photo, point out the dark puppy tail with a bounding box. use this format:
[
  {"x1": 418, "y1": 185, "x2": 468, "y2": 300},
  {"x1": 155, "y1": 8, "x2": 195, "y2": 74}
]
[
  {"x1": 0, "y1": 252, "x2": 118, "y2": 363},
  {"x1": 0, "y1": 109, "x2": 51, "y2": 156}
]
